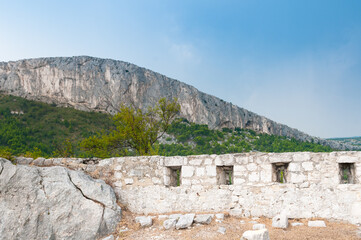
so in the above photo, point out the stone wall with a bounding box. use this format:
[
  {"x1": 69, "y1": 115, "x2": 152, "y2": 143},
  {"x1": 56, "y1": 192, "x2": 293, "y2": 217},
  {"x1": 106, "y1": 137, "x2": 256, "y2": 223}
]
[{"x1": 15, "y1": 152, "x2": 361, "y2": 224}]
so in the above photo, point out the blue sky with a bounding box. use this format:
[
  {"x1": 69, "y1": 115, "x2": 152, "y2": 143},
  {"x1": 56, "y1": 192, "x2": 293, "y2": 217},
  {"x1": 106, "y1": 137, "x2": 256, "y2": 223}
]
[{"x1": 0, "y1": 0, "x2": 360, "y2": 138}]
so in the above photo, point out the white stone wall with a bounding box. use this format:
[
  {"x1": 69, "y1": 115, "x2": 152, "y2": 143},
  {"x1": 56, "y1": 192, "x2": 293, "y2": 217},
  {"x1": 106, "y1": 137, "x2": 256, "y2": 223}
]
[{"x1": 15, "y1": 152, "x2": 361, "y2": 224}]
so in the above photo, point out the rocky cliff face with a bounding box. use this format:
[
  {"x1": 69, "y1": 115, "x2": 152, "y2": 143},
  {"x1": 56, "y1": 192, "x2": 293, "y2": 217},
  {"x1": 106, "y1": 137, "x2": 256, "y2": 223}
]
[{"x1": 0, "y1": 56, "x2": 355, "y2": 150}]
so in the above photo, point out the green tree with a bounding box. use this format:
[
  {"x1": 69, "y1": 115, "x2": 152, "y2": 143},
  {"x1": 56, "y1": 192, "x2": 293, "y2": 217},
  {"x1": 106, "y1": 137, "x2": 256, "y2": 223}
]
[{"x1": 80, "y1": 98, "x2": 180, "y2": 157}]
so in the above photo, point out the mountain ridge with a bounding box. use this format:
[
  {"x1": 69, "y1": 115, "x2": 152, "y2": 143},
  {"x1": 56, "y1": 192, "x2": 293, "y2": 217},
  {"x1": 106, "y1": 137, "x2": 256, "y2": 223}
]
[{"x1": 0, "y1": 56, "x2": 357, "y2": 150}]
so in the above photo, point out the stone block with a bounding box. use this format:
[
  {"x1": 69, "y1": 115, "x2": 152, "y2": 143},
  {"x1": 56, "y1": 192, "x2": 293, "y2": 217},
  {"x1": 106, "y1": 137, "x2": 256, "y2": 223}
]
[
  {"x1": 288, "y1": 163, "x2": 301, "y2": 172},
  {"x1": 229, "y1": 209, "x2": 243, "y2": 218},
  {"x1": 272, "y1": 213, "x2": 288, "y2": 229},
  {"x1": 169, "y1": 214, "x2": 182, "y2": 220},
  {"x1": 293, "y1": 153, "x2": 311, "y2": 162},
  {"x1": 164, "y1": 157, "x2": 183, "y2": 166},
  {"x1": 241, "y1": 229, "x2": 270, "y2": 240},
  {"x1": 176, "y1": 214, "x2": 195, "y2": 229},
  {"x1": 217, "y1": 227, "x2": 226, "y2": 234},
  {"x1": 215, "y1": 213, "x2": 224, "y2": 220},
  {"x1": 204, "y1": 158, "x2": 213, "y2": 165},
  {"x1": 289, "y1": 172, "x2": 306, "y2": 183},
  {"x1": 124, "y1": 178, "x2": 134, "y2": 185},
  {"x1": 135, "y1": 216, "x2": 152, "y2": 227},
  {"x1": 189, "y1": 159, "x2": 202, "y2": 165},
  {"x1": 337, "y1": 156, "x2": 358, "y2": 163},
  {"x1": 234, "y1": 165, "x2": 247, "y2": 176},
  {"x1": 308, "y1": 220, "x2": 326, "y2": 227},
  {"x1": 194, "y1": 214, "x2": 213, "y2": 224},
  {"x1": 253, "y1": 224, "x2": 266, "y2": 230},
  {"x1": 233, "y1": 178, "x2": 246, "y2": 185},
  {"x1": 182, "y1": 166, "x2": 194, "y2": 177},
  {"x1": 196, "y1": 167, "x2": 205, "y2": 176},
  {"x1": 291, "y1": 222, "x2": 304, "y2": 227},
  {"x1": 249, "y1": 172, "x2": 260, "y2": 182},
  {"x1": 206, "y1": 166, "x2": 217, "y2": 177},
  {"x1": 163, "y1": 218, "x2": 177, "y2": 230},
  {"x1": 247, "y1": 163, "x2": 257, "y2": 171},
  {"x1": 302, "y1": 162, "x2": 314, "y2": 171}
]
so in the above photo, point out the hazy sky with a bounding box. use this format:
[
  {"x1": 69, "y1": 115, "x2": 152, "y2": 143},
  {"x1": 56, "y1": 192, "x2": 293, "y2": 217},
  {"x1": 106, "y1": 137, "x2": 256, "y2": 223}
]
[{"x1": 1, "y1": 0, "x2": 360, "y2": 138}]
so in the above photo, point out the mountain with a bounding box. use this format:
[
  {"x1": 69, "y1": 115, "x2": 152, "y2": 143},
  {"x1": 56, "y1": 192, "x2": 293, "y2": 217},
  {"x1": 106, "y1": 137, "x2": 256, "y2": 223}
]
[
  {"x1": 0, "y1": 56, "x2": 357, "y2": 150},
  {"x1": 328, "y1": 137, "x2": 361, "y2": 147}
]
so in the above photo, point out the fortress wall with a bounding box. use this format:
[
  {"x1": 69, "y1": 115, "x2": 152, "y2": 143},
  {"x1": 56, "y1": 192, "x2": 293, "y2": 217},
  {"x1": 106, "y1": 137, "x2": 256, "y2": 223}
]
[{"x1": 15, "y1": 152, "x2": 361, "y2": 224}]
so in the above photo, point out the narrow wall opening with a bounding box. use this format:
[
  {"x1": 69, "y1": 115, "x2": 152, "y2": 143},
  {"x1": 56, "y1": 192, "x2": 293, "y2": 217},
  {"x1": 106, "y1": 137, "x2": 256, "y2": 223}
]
[
  {"x1": 167, "y1": 166, "x2": 181, "y2": 187},
  {"x1": 272, "y1": 163, "x2": 289, "y2": 183},
  {"x1": 217, "y1": 166, "x2": 233, "y2": 185},
  {"x1": 339, "y1": 163, "x2": 355, "y2": 184}
]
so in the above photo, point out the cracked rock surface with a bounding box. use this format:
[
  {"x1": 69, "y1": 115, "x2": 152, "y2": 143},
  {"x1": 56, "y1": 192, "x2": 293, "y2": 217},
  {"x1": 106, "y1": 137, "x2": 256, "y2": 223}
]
[{"x1": 0, "y1": 158, "x2": 121, "y2": 240}]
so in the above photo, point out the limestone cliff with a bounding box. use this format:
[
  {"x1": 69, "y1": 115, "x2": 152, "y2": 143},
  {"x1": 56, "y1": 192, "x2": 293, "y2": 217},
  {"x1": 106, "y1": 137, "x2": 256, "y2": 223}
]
[{"x1": 0, "y1": 56, "x2": 355, "y2": 150}]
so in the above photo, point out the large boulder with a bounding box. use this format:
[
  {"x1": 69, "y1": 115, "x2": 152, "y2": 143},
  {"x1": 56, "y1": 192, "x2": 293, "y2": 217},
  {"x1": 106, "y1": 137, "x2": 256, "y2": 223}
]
[{"x1": 0, "y1": 158, "x2": 121, "y2": 240}]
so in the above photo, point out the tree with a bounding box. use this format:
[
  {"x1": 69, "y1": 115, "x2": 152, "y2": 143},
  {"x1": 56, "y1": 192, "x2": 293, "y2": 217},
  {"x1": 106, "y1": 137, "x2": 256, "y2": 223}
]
[{"x1": 80, "y1": 98, "x2": 180, "y2": 157}]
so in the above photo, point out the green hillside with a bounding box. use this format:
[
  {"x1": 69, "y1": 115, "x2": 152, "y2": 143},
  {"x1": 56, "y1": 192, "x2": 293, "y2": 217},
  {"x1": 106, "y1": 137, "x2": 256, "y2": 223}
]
[{"x1": 0, "y1": 94, "x2": 333, "y2": 159}]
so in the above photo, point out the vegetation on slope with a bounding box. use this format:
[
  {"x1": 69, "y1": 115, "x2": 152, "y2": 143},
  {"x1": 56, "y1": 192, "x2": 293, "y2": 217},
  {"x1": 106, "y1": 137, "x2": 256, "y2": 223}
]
[
  {"x1": 158, "y1": 119, "x2": 333, "y2": 156},
  {"x1": 0, "y1": 94, "x2": 334, "y2": 159}
]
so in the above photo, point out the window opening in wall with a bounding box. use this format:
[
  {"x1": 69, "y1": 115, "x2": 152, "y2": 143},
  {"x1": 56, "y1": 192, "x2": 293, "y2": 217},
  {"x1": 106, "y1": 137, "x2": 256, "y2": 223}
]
[
  {"x1": 167, "y1": 166, "x2": 181, "y2": 187},
  {"x1": 272, "y1": 163, "x2": 289, "y2": 183},
  {"x1": 216, "y1": 166, "x2": 233, "y2": 185},
  {"x1": 339, "y1": 163, "x2": 355, "y2": 184}
]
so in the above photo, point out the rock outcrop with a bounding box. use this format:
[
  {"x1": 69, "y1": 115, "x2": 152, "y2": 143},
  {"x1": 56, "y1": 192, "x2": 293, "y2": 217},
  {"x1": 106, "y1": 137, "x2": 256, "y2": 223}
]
[
  {"x1": 0, "y1": 56, "x2": 355, "y2": 150},
  {"x1": 0, "y1": 158, "x2": 121, "y2": 240}
]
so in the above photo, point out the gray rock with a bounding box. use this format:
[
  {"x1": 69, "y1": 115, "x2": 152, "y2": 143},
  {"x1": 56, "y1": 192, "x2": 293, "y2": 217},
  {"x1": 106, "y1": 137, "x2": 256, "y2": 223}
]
[
  {"x1": 308, "y1": 220, "x2": 326, "y2": 227},
  {"x1": 175, "y1": 214, "x2": 195, "y2": 229},
  {"x1": 194, "y1": 214, "x2": 213, "y2": 225},
  {"x1": 0, "y1": 159, "x2": 121, "y2": 240},
  {"x1": 158, "y1": 215, "x2": 168, "y2": 220},
  {"x1": 135, "y1": 216, "x2": 153, "y2": 227},
  {"x1": 102, "y1": 235, "x2": 115, "y2": 240},
  {"x1": 169, "y1": 214, "x2": 182, "y2": 220},
  {"x1": 217, "y1": 227, "x2": 226, "y2": 234},
  {"x1": 253, "y1": 224, "x2": 266, "y2": 230},
  {"x1": 163, "y1": 218, "x2": 177, "y2": 230},
  {"x1": 272, "y1": 212, "x2": 288, "y2": 229},
  {"x1": 291, "y1": 222, "x2": 304, "y2": 227},
  {"x1": 249, "y1": 221, "x2": 258, "y2": 224},
  {"x1": 241, "y1": 229, "x2": 270, "y2": 240},
  {"x1": 0, "y1": 56, "x2": 353, "y2": 150},
  {"x1": 215, "y1": 213, "x2": 225, "y2": 220}
]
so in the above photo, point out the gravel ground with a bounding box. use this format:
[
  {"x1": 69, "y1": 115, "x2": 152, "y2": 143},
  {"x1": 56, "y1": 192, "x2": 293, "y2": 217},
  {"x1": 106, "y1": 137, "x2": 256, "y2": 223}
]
[{"x1": 112, "y1": 210, "x2": 360, "y2": 240}]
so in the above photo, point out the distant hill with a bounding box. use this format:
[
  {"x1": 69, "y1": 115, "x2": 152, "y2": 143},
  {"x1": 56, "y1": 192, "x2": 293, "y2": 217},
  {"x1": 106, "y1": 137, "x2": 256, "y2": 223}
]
[
  {"x1": 0, "y1": 94, "x2": 334, "y2": 158},
  {"x1": 328, "y1": 137, "x2": 361, "y2": 147},
  {"x1": 0, "y1": 56, "x2": 357, "y2": 150}
]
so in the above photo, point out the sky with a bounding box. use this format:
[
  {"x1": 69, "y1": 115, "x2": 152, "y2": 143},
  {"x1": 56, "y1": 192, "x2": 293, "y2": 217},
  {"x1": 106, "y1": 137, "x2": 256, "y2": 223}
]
[{"x1": 0, "y1": 0, "x2": 360, "y2": 138}]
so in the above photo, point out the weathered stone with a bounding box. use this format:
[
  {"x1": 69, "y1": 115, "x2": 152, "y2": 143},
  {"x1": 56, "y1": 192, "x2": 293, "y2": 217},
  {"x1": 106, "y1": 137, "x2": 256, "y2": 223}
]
[
  {"x1": 102, "y1": 235, "x2": 114, "y2": 240},
  {"x1": 176, "y1": 214, "x2": 195, "y2": 229},
  {"x1": 124, "y1": 178, "x2": 134, "y2": 185},
  {"x1": 135, "y1": 216, "x2": 152, "y2": 227},
  {"x1": 272, "y1": 213, "x2": 288, "y2": 229},
  {"x1": 215, "y1": 213, "x2": 225, "y2": 220},
  {"x1": 163, "y1": 218, "x2": 177, "y2": 230},
  {"x1": 194, "y1": 214, "x2": 213, "y2": 224},
  {"x1": 0, "y1": 159, "x2": 121, "y2": 240},
  {"x1": 169, "y1": 214, "x2": 182, "y2": 220},
  {"x1": 182, "y1": 166, "x2": 194, "y2": 177},
  {"x1": 308, "y1": 220, "x2": 326, "y2": 227},
  {"x1": 253, "y1": 224, "x2": 266, "y2": 230},
  {"x1": 241, "y1": 229, "x2": 270, "y2": 240},
  {"x1": 291, "y1": 222, "x2": 304, "y2": 227},
  {"x1": 217, "y1": 227, "x2": 226, "y2": 234}
]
